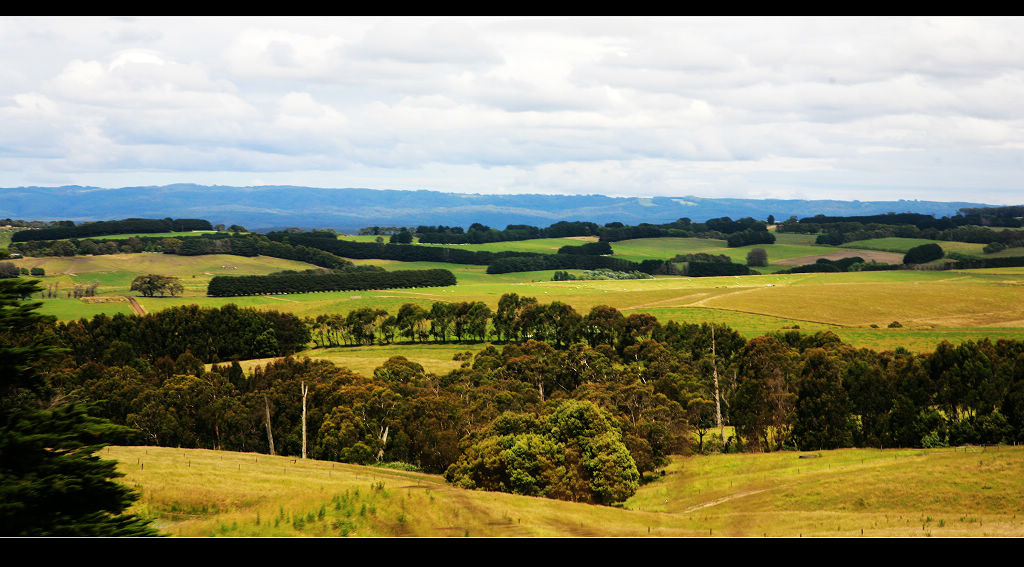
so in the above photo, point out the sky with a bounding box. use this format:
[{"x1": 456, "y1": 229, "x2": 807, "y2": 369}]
[{"x1": 1, "y1": 16, "x2": 1023, "y2": 205}]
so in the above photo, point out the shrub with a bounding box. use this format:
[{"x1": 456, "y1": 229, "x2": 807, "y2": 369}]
[
  {"x1": 444, "y1": 401, "x2": 640, "y2": 505},
  {"x1": 746, "y1": 248, "x2": 768, "y2": 267},
  {"x1": 903, "y1": 243, "x2": 944, "y2": 265}
]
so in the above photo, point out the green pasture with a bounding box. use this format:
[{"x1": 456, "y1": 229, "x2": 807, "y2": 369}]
[
  {"x1": 108, "y1": 444, "x2": 1024, "y2": 537},
  {"x1": 294, "y1": 343, "x2": 490, "y2": 377},
  {"x1": 840, "y1": 237, "x2": 988, "y2": 257},
  {"x1": 608, "y1": 236, "x2": 898, "y2": 273}
]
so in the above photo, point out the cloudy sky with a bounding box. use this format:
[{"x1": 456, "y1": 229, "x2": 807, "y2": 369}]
[{"x1": 2, "y1": 16, "x2": 1023, "y2": 204}]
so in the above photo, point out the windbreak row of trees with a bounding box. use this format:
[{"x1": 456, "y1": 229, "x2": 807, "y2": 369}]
[
  {"x1": 485, "y1": 254, "x2": 642, "y2": 274},
  {"x1": 416, "y1": 221, "x2": 602, "y2": 244},
  {"x1": 784, "y1": 208, "x2": 1024, "y2": 231},
  {"x1": 598, "y1": 216, "x2": 772, "y2": 243},
  {"x1": 207, "y1": 268, "x2": 457, "y2": 297},
  {"x1": 11, "y1": 217, "x2": 213, "y2": 242},
  {"x1": 282, "y1": 233, "x2": 534, "y2": 265},
  {"x1": 777, "y1": 214, "x2": 1024, "y2": 248}
]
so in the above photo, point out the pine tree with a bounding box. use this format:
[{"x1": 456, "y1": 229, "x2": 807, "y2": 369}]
[{"x1": 0, "y1": 279, "x2": 158, "y2": 536}]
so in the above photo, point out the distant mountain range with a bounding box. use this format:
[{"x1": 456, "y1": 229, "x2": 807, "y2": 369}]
[{"x1": 0, "y1": 184, "x2": 1001, "y2": 232}]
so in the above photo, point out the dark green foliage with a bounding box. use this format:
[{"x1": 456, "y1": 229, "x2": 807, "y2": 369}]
[
  {"x1": 746, "y1": 248, "x2": 768, "y2": 267},
  {"x1": 417, "y1": 221, "x2": 598, "y2": 244},
  {"x1": 486, "y1": 254, "x2": 641, "y2": 275},
  {"x1": 556, "y1": 241, "x2": 612, "y2": 255},
  {"x1": 207, "y1": 268, "x2": 456, "y2": 296},
  {"x1": 389, "y1": 230, "x2": 413, "y2": 244},
  {"x1": 683, "y1": 261, "x2": 755, "y2": 277},
  {"x1": 903, "y1": 243, "x2": 944, "y2": 265},
  {"x1": 56, "y1": 304, "x2": 309, "y2": 363},
  {"x1": 444, "y1": 400, "x2": 639, "y2": 505},
  {"x1": 669, "y1": 253, "x2": 732, "y2": 264},
  {"x1": 726, "y1": 229, "x2": 776, "y2": 248},
  {"x1": 597, "y1": 216, "x2": 763, "y2": 243},
  {"x1": 792, "y1": 349, "x2": 855, "y2": 451},
  {"x1": 0, "y1": 279, "x2": 157, "y2": 536},
  {"x1": 130, "y1": 274, "x2": 183, "y2": 297},
  {"x1": 11, "y1": 218, "x2": 212, "y2": 242}
]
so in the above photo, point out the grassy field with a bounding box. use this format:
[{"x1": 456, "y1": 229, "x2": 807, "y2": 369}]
[
  {"x1": 107, "y1": 444, "x2": 1024, "y2": 537},
  {"x1": 838, "y1": 237, "x2": 994, "y2": 257}
]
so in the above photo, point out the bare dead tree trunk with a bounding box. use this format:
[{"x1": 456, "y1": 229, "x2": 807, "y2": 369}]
[
  {"x1": 376, "y1": 425, "x2": 389, "y2": 462},
  {"x1": 264, "y1": 394, "x2": 275, "y2": 456},
  {"x1": 301, "y1": 381, "x2": 309, "y2": 459},
  {"x1": 712, "y1": 325, "x2": 725, "y2": 449}
]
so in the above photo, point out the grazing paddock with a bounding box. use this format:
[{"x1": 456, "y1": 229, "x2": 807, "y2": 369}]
[{"x1": 108, "y1": 444, "x2": 1024, "y2": 537}]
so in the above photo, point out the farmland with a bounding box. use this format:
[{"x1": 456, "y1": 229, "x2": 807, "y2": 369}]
[
  {"x1": 7, "y1": 220, "x2": 1024, "y2": 539},
  {"x1": 11, "y1": 240, "x2": 1024, "y2": 355}
]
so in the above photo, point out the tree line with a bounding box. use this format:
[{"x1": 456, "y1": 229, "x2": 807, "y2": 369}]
[
  {"x1": 778, "y1": 216, "x2": 1024, "y2": 249},
  {"x1": 11, "y1": 217, "x2": 213, "y2": 242},
  {"x1": 9, "y1": 233, "x2": 355, "y2": 271},
  {"x1": 416, "y1": 221, "x2": 601, "y2": 244},
  {"x1": 207, "y1": 268, "x2": 457, "y2": 297}
]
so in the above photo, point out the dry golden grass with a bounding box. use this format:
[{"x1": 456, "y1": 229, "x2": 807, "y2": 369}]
[{"x1": 109, "y1": 444, "x2": 1024, "y2": 538}]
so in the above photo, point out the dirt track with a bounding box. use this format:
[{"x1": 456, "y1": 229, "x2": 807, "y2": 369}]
[{"x1": 125, "y1": 296, "x2": 146, "y2": 315}]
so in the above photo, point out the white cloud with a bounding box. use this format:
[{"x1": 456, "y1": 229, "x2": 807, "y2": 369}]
[{"x1": 1, "y1": 16, "x2": 1024, "y2": 204}]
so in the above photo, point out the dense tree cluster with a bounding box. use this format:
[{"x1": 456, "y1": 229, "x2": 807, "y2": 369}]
[
  {"x1": 417, "y1": 221, "x2": 600, "y2": 245},
  {"x1": 207, "y1": 269, "x2": 457, "y2": 297},
  {"x1": 445, "y1": 400, "x2": 640, "y2": 504},
  {"x1": 681, "y1": 262, "x2": 756, "y2": 277},
  {"x1": 55, "y1": 304, "x2": 310, "y2": 364},
  {"x1": 774, "y1": 211, "x2": 1024, "y2": 247},
  {"x1": 11, "y1": 218, "x2": 212, "y2": 242},
  {"x1": 903, "y1": 243, "x2": 944, "y2": 265},
  {"x1": 746, "y1": 248, "x2": 768, "y2": 267},
  {"x1": 598, "y1": 216, "x2": 770, "y2": 243},
  {"x1": 726, "y1": 229, "x2": 776, "y2": 248},
  {"x1": 485, "y1": 254, "x2": 641, "y2": 275},
  {"x1": 782, "y1": 208, "x2": 1024, "y2": 232},
  {"x1": 130, "y1": 274, "x2": 184, "y2": 297},
  {"x1": 556, "y1": 241, "x2": 613, "y2": 255}
]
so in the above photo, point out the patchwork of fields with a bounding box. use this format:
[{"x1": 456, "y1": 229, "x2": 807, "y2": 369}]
[{"x1": 11, "y1": 232, "x2": 1024, "y2": 355}]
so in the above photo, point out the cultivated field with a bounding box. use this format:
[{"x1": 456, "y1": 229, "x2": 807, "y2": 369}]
[{"x1": 107, "y1": 444, "x2": 1024, "y2": 537}]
